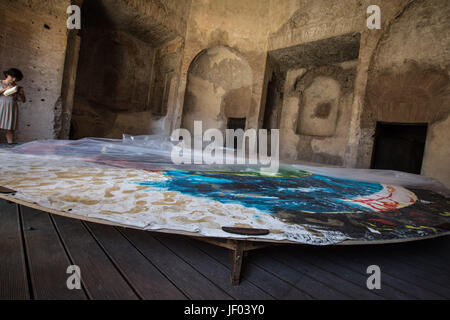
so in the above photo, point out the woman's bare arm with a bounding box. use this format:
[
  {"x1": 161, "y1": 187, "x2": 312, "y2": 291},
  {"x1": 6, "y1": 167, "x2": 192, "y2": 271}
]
[{"x1": 0, "y1": 82, "x2": 5, "y2": 95}]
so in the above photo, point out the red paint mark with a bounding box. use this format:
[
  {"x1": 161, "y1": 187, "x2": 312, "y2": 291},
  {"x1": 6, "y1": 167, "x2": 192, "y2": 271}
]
[
  {"x1": 346, "y1": 186, "x2": 402, "y2": 211},
  {"x1": 368, "y1": 218, "x2": 396, "y2": 226}
]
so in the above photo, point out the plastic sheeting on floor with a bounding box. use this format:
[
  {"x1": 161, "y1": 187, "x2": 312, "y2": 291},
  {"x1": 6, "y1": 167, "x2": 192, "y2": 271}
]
[{"x1": 0, "y1": 136, "x2": 449, "y2": 245}]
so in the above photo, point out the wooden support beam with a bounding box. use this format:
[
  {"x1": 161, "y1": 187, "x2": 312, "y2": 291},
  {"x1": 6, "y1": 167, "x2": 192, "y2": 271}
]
[
  {"x1": 229, "y1": 240, "x2": 244, "y2": 286},
  {"x1": 193, "y1": 236, "x2": 278, "y2": 285}
]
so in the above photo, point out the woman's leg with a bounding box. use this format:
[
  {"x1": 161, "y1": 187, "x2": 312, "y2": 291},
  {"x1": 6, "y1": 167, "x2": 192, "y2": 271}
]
[{"x1": 5, "y1": 130, "x2": 14, "y2": 144}]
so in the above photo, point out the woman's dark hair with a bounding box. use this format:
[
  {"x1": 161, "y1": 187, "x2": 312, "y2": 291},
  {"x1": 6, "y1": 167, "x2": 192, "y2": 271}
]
[{"x1": 3, "y1": 68, "x2": 23, "y2": 82}]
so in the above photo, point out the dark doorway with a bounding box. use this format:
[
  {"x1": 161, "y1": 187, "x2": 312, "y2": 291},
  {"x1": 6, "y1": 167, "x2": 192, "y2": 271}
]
[
  {"x1": 227, "y1": 118, "x2": 246, "y2": 149},
  {"x1": 227, "y1": 117, "x2": 246, "y2": 131},
  {"x1": 371, "y1": 123, "x2": 428, "y2": 174},
  {"x1": 262, "y1": 75, "x2": 279, "y2": 130}
]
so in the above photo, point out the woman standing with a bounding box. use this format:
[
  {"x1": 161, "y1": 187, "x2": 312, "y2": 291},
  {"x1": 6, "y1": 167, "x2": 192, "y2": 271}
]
[{"x1": 0, "y1": 68, "x2": 25, "y2": 144}]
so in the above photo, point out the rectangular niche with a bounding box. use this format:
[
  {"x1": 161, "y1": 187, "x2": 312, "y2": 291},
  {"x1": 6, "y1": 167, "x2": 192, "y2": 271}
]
[
  {"x1": 268, "y1": 33, "x2": 361, "y2": 72},
  {"x1": 227, "y1": 117, "x2": 246, "y2": 130},
  {"x1": 151, "y1": 70, "x2": 174, "y2": 117},
  {"x1": 297, "y1": 76, "x2": 341, "y2": 137},
  {"x1": 268, "y1": 33, "x2": 361, "y2": 138},
  {"x1": 227, "y1": 118, "x2": 246, "y2": 149},
  {"x1": 371, "y1": 122, "x2": 428, "y2": 174}
]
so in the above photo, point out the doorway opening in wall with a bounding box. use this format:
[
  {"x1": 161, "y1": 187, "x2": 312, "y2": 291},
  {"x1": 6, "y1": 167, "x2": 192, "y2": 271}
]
[
  {"x1": 227, "y1": 118, "x2": 246, "y2": 149},
  {"x1": 262, "y1": 75, "x2": 281, "y2": 130},
  {"x1": 371, "y1": 122, "x2": 428, "y2": 175}
]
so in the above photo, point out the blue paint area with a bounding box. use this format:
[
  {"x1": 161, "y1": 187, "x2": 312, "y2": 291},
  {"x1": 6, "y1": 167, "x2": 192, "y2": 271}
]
[{"x1": 136, "y1": 170, "x2": 384, "y2": 214}]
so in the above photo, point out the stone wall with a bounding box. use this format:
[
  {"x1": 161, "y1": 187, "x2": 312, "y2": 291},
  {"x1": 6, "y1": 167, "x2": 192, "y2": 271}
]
[
  {"x1": 175, "y1": 0, "x2": 449, "y2": 188},
  {"x1": 182, "y1": 46, "x2": 253, "y2": 134},
  {"x1": 360, "y1": 0, "x2": 450, "y2": 186},
  {"x1": 263, "y1": 0, "x2": 449, "y2": 187},
  {"x1": 0, "y1": 0, "x2": 70, "y2": 141},
  {"x1": 267, "y1": 33, "x2": 361, "y2": 165},
  {"x1": 71, "y1": 29, "x2": 157, "y2": 139},
  {"x1": 278, "y1": 60, "x2": 358, "y2": 166},
  {"x1": 70, "y1": 0, "x2": 191, "y2": 139},
  {"x1": 173, "y1": 0, "x2": 271, "y2": 133},
  {"x1": 1, "y1": 0, "x2": 448, "y2": 188}
]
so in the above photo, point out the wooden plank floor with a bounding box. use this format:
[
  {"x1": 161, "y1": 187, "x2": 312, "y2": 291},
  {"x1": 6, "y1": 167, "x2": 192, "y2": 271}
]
[{"x1": 1, "y1": 199, "x2": 449, "y2": 300}]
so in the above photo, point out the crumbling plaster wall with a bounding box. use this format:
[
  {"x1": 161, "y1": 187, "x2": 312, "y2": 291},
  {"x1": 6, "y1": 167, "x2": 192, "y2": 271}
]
[
  {"x1": 72, "y1": 29, "x2": 157, "y2": 139},
  {"x1": 69, "y1": 0, "x2": 192, "y2": 139},
  {"x1": 176, "y1": 0, "x2": 417, "y2": 163},
  {"x1": 173, "y1": 0, "x2": 271, "y2": 134},
  {"x1": 0, "y1": 0, "x2": 71, "y2": 142},
  {"x1": 361, "y1": 0, "x2": 450, "y2": 187},
  {"x1": 181, "y1": 46, "x2": 253, "y2": 134},
  {"x1": 115, "y1": 0, "x2": 192, "y2": 44},
  {"x1": 266, "y1": 0, "x2": 412, "y2": 166},
  {"x1": 266, "y1": 0, "x2": 449, "y2": 187},
  {"x1": 268, "y1": 31, "x2": 361, "y2": 165},
  {"x1": 279, "y1": 61, "x2": 358, "y2": 166},
  {"x1": 3, "y1": 0, "x2": 448, "y2": 188}
]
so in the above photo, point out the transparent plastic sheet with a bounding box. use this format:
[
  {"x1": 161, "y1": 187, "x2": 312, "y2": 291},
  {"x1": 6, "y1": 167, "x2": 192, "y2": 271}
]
[
  {"x1": 8, "y1": 136, "x2": 275, "y2": 174},
  {"x1": 0, "y1": 135, "x2": 449, "y2": 245},
  {"x1": 290, "y1": 165, "x2": 450, "y2": 198},
  {"x1": 9, "y1": 135, "x2": 449, "y2": 196}
]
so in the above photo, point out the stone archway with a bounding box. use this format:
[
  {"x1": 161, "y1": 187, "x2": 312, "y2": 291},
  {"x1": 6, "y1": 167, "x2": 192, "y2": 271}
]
[
  {"x1": 181, "y1": 46, "x2": 253, "y2": 134},
  {"x1": 361, "y1": 0, "x2": 450, "y2": 186}
]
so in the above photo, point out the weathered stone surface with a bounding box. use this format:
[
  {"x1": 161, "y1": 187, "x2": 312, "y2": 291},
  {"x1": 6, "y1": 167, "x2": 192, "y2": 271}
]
[
  {"x1": 360, "y1": 0, "x2": 450, "y2": 187},
  {"x1": 182, "y1": 46, "x2": 253, "y2": 134},
  {"x1": 1, "y1": 0, "x2": 449, "y2": 188},
  {"x1": 69, "y1": 0, "x2": 190, "y2": 139},
  {"x1": 0, "y1": 0, "x2": 70, "y2": 141},
  {"x1": 269, "y1": 33, "x2": 361, "y2": 72}
]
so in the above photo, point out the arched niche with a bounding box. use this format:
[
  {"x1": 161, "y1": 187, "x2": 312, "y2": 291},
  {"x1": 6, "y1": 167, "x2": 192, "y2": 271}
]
[
  {"x1": 181, "y1": 46, "x2": 253, "y2": 134},
  {"x1": 287, "y1": 64, "x2": 356, "y2": 165},
  {"x1": 362, "y1": 0, "x2": 450, "y2": 185},
  {"x1": 79, "y1": 32, "x2": 148, "y2": 112},
  {"x1": 294, "y1": 65, "x2": 356, "y2": 137}
]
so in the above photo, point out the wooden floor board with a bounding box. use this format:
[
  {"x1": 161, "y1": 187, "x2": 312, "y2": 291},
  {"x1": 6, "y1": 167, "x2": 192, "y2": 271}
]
[
  {"x1": 264, "y1": 247, "x2": 380, "y2": 300},
  {"x1": 249, "y1": 251, "x2": 351, "y2": 300},
  {"x1": 346, "y1": 247, "x2": 450, "y2": 298},
  {"x1": 84, "y1": 222, "x2": 187, "y2": 300},
  {"x1": 121, "y1": 228, "x2": 233, "y2": 300},
  {"x1": 385, "y1": 240, "x2": 450, "y2": 273},
  {"x1": 190, "y1": 239, "x2": 314, "y2": 300},
  {"x1": 52, "y1": 215, "x2": 138, "y2": 300},
  {"x1": 154, "y1": 233, "x2": 274, "y2": 300},
  {"x1": 1, "y1": 199, "x2": 449, "y2": 300},
  {"x1": 327, "y1": 244, "x2": 450, "y2": 298},
  {"x1": 382, "y1": 251, "x2": 450, "y2": 285},
  {"x1": 311, "y1": 246, "x2": 446, "y2": 300},
  {"x1": 0, "y1": 202, "x2": 29, "y2": 300},
  {"x1": 282, "y1": 246, "x2": 414, "y2": 300},
  {"x1": 20, "y1": 207, "x2": 87, "y2": 300}
]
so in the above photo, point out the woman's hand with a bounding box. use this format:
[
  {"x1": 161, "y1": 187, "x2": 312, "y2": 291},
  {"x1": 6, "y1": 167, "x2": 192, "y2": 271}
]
[
  {"x1": 4, "y1": 83, "x2": 15, "y2": 90},
  {"x1": 1, "y1": 84, "x2": 15, "y2": 94},
  {"x1": 0, "y1": 85, "x2": 12, "y2": 96}
]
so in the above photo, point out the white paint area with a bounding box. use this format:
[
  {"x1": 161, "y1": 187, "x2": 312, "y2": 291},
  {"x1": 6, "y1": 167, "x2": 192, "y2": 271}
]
[
  {"x1": 343, "y1": 185, "x2": 417, "y2": 211},
  {"x1": 0, "y1": 150, "x2": 349, "y2": 245}
]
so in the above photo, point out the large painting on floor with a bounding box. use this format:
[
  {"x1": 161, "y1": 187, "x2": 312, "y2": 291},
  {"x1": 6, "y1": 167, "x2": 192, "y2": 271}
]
[{"x1": 0, "y1": 138, "x2": 449, "y2": 245}]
